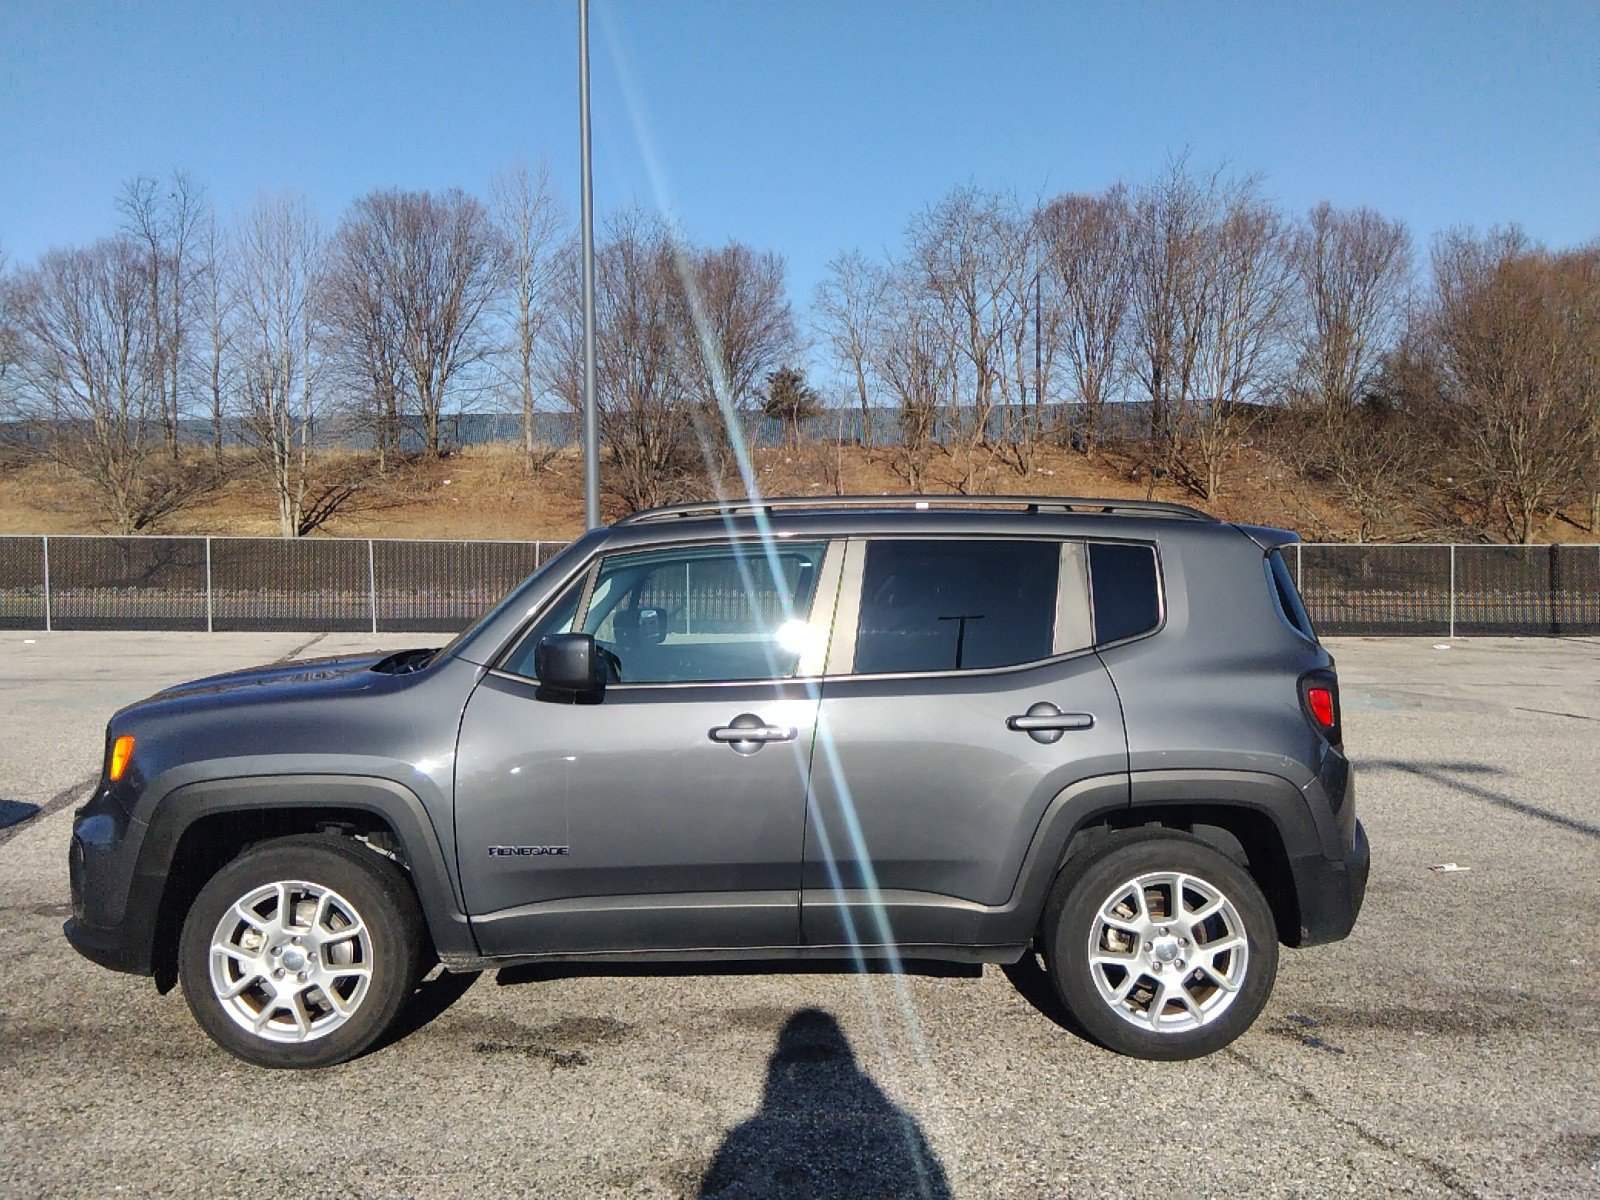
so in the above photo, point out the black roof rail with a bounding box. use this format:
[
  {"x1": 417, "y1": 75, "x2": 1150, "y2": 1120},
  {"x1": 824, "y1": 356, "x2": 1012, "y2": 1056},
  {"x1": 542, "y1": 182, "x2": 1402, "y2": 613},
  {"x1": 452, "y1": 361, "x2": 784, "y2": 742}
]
[{"x1": 614, "y1": 494, "x2": 1218, "y2": 526}]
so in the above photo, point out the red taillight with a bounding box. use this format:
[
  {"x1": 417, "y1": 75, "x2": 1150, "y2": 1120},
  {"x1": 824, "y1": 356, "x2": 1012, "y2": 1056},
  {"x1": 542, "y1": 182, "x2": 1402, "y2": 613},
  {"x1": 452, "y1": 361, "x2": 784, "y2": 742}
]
[{"x1": 1306, "y1": 686, "x2": 1335, "y2": 729}]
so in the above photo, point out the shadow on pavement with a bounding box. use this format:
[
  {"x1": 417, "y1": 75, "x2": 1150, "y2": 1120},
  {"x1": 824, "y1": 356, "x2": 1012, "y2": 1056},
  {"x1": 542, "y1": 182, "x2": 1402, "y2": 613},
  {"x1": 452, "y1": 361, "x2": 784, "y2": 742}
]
[
  {"x1": 0, "y1": 799, "x2": 42, "y2": 832},
  {"x1": 1364, "y1": 758, "x2": 1600, "y2": 840},
  {"x1": 370, "y1": 966, "x2": 484, "y2": 1055},
  {"x1": 698, "y1": 1008, "x2": 950, "y2": 1200}
]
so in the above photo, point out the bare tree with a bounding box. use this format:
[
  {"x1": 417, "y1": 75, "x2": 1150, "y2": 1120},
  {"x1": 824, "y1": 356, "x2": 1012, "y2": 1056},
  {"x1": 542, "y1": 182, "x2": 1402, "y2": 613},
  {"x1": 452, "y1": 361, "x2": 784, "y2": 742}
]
[
  {"x1": 491, "y1": 162, "x2": 565, "y2": 473},
  {"x1": 0, "y1": 243, "x2": 18, "y2": 416},
  {"x1": 908, "y1": 188, "x2": 1031, "y2": 492},
  {"x1": 10, "y1": 239, "x2": 213, "y2": 530},
  {"x1": 1180, "y1": 188, "x2": 1297, "y2": 500},
  {"x1": 874, "y1": 265, "x2": 954, "y2": 490},
  {"x1": 814, "y1": 251, "x2": 888, "y2": 449},
  {"x1": 324, "y1": 205, "x2": 410, "y2": 473},
  {"x1": 542, "y1": 212, "x2": 696, "y2": 511},
  {"x1": 230, "y1": 194, "x2": 329, "y2": 537},
  {"x1": 195, "y1": 207, "x2": 236, "y2": 470},
  {"x1": 1429, "y1": 228, "x2": 1600, "y2": 542},
  {"x1": 118, "y1": 171, "x2": 205, "y2": 459},
  {"x1": 670, "y1": 239, "x2": 796, "y2": 489},
  {"x1": 1126, "y1": 162, "x2": 1216, "y2": 485},
  {"x1": 1038, "y1": 186, "x2": 1132, "y2": 455},
  {"x1": 1292, "y1": 202, "x2": 1412, "y2": 415},
  {"x1": 332, "y1": 188, "x2": 506, "y2": 457}
]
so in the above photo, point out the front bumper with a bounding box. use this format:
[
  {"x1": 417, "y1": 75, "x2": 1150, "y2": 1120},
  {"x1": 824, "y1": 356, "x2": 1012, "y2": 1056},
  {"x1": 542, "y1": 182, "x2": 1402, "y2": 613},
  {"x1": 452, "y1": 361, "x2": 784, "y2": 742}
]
[
  {"x1": 1289, "y1": 819, "x2": 1370, "y2": 947},
  {"x1": 64, "y1": 913, "x2": 155, "y2": 975},
  {"x1": 65, "y1": 792, "x2": 160, "y2": 977}
]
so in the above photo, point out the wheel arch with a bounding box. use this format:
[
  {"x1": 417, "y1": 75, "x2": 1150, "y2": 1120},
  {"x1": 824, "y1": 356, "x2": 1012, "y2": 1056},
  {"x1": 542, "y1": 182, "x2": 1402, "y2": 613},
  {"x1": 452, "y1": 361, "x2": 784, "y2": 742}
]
[
  {"x1": 136, "y1": 775, "x2": 476, "y2": 990},
  {"x1": 1016, "y1": 769, "x2": 1324, "y2": 948}
]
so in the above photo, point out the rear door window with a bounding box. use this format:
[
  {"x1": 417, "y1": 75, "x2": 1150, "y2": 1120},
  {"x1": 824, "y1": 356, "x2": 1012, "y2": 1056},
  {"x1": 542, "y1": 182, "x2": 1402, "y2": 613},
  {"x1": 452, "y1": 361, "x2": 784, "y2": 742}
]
[
  {"x1": 1088, "y1": 542, "x2": 1161, "y2": 644},
  {"x1": 852, "y1": 539, "x2": 1063, "y2": 674}
]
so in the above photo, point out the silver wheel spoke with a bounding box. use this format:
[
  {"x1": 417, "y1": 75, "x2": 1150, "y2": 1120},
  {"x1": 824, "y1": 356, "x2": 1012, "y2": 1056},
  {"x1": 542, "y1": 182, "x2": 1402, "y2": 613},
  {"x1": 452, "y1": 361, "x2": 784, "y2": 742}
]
[
  {"x1": 286, "y1": 993, "x2": 311, "y2": 1038},
  {"x1": 276, "y1": 882, "x2": 296, "y2": 930},
  {"x1": 321, "y1": 922, "x2": 366, "y2": 948},
  {"x1": 1202, "y1": 936, "x2": 1246, "y2": 962},
  {"x1": 1189, "y1": 896, "x2": 1224, "y2": 923},
  {"x1": 1109, "y1": 967, "x2": 1143, "y2": 1003},
  {"x1": 312, "y1": 891, "x2": 333, "y2": 933},
  {"x1": 229, "y1": 902, "x2": 268, "y2": 934},
  {"x1": 218, "y1": 970, "x2": 262, "y2": 999},
  {"x1": 1198, "y1": 961, "x2": 1240, "y2": 992},
  {"x1": 1174, "y1": 984, "x2": 1205, "y2": 1022}
]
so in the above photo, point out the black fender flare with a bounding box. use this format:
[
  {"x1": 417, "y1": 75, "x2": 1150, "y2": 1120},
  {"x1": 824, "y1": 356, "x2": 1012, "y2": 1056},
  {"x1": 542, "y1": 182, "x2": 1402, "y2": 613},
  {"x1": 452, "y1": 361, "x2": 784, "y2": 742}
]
[
  {"x1": 133, "y1": 774, "x2": 477, "y2": 965},
  {"x1": 1002, "y1": 768, "x2": 1327, "y2": 945}
]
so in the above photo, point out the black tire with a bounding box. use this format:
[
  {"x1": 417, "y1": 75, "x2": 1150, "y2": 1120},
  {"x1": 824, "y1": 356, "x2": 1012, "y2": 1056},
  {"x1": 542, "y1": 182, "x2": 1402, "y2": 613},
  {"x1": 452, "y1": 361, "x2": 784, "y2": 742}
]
[
  {"x1": 178, "y1": 833, "x2": 426, "y2": 1069},
  {"x1": 1042, "y1": 830, "x2": 1279, "y2": 1061}
]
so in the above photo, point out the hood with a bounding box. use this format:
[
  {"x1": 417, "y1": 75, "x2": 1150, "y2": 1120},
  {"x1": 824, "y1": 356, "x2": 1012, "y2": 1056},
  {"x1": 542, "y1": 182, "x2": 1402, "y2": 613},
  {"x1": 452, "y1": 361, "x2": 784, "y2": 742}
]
[{"x1": 146, "y1": 651, "x2": 392, "y2": 705}]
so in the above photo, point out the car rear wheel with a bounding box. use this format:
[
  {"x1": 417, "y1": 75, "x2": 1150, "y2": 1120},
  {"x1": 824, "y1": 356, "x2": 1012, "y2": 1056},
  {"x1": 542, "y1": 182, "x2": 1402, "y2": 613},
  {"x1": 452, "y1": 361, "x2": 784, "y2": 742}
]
[
  {"x1": 1042, "y1": 831, "x2": 1279, "y2": 1060},
  {"x1": 178, "y1": 834, "x2": 425, "y2": 1069}
]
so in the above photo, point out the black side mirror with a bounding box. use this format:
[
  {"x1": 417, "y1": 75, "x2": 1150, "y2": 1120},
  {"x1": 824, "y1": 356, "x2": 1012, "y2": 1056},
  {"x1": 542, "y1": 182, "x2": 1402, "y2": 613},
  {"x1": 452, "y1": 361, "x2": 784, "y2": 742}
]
[{"x1": 534, "y1": 633, "x2": 601, "y2": 700}]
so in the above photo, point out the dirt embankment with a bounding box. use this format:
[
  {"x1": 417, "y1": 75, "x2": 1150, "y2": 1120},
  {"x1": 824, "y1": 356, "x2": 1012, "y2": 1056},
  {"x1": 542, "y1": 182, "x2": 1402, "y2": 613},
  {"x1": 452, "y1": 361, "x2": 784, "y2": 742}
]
[{"x1": 0, "y1": 441, "x2": 1593, "y2": 543}]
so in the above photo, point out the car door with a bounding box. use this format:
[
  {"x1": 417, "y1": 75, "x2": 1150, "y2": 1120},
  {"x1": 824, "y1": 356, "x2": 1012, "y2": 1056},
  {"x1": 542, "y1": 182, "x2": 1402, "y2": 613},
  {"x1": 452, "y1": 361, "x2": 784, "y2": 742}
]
[
  {"x1": 455, "y1": 537, "x2": 841, "y2": 957},
  {"x1": 802, "y1": 536, "x2": 1128, "y2": 950}
]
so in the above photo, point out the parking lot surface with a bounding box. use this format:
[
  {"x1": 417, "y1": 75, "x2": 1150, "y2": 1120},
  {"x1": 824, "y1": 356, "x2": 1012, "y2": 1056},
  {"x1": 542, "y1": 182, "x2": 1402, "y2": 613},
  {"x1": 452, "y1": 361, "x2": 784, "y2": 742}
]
[{"x1": 1, "y1": 631, "x2": 1596, "y2": 1199}]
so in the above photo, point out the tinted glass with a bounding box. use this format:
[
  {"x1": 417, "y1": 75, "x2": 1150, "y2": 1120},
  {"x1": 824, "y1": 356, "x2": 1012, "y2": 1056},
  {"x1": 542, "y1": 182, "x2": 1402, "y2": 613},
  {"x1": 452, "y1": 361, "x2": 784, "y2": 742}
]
[
  {"x1": 499, "y1": 576, "x2": 584, "y2": 678},
  {"x1": 578, "y1": 542, "x2": 825, "y2": 683},
  {"x1": 1089, "y1": 542, "x2": 1161, "y2": 644},
  {"x1": 854, "y1": 540, "x2": 1059, "y2": 674},
  {"x1": 1268, "y1": 548, "x2": 1316, "y2": 639}
]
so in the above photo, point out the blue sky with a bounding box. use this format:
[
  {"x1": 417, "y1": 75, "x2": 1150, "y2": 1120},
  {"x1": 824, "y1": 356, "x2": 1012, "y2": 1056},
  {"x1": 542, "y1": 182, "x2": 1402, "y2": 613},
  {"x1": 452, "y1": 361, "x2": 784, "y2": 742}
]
[{"x1": 1, "y1": 1, "x2": 1596, "y2": 306}]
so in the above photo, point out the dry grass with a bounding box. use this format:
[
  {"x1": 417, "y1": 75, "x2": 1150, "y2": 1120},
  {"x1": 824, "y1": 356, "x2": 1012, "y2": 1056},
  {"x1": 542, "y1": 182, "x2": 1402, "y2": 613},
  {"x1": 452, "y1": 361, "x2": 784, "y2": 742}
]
[{"x1": 0, "y1": 440, "x2": 1592, "y2": 542}]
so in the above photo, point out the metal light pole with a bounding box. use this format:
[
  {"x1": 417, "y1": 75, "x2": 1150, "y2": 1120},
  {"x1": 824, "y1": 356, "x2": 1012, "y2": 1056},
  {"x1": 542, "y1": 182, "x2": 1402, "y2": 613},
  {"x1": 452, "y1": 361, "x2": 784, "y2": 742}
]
[{"x1": 578, "y1": 0, "x2": 601, "y2": 529}]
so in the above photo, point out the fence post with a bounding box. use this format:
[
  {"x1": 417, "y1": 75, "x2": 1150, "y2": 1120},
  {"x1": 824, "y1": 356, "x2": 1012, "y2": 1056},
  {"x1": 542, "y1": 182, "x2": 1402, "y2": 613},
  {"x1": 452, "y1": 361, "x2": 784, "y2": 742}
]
[
  {"x1": 368, "y1": 539, "x2": 379, "y2": 635},
  {"x1": 535, "y1": 539, "x2": 543, "y2": 568},
  {"x1": 41, "y1": 535, "x2": 51, "y2": 633},
  {"x1": 1448, "y1": 544, "x2": 1456, "y2": 641},
  {"x1": 205, "y1": 537, "x2": 214, "y2": 633},
  {"x1": 1549, "y1": 544, "x2": 1561, "y2": 637},
  {"x1": 1294, "y1": 541, "x2": 1302, "y2": 589}
]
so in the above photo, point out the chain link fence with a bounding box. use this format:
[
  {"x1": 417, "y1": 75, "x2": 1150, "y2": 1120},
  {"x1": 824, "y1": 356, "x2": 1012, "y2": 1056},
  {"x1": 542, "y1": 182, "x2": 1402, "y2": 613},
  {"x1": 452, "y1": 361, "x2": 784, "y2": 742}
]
[
  {"x1": 0, "y1": 535, "x2": 1595, "y2": 637},
  {"x1": 0, "y1": 536, "x2": 568, "y2": 634},
  {"x1": 1289, "y1": 543, "x2": 1600, "y2": 637}
]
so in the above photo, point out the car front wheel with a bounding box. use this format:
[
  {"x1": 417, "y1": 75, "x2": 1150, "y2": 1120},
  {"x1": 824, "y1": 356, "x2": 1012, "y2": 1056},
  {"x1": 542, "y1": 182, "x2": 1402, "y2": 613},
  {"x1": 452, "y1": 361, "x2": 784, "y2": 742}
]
[
  {"x1": 178, "y1": 833, "x2": 425, "y2": 1069},
  {"x1": 1043, "y1": 831, "x2": 1279, "y2": 1060}
]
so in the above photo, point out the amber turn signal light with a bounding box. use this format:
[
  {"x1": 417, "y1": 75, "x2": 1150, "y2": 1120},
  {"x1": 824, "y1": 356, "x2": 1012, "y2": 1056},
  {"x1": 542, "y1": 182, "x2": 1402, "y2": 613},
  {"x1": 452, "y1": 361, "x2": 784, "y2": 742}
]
[{"x1": 108, "y1": 735, "x2": 135, "y2": 782}]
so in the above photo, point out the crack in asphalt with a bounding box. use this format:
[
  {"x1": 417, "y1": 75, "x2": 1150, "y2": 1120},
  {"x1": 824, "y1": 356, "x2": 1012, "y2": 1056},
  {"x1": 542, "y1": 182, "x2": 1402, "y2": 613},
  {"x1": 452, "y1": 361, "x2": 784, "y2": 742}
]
[{"x1": 1224, "y1": 1045, "x2": 1481, "y2": 1198}]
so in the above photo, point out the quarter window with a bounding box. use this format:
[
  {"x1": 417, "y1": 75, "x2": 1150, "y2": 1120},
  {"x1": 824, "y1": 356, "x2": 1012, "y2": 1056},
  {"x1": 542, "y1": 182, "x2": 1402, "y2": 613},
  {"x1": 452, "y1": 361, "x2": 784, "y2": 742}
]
[
  {"x1": 853, "y1": 540, "x2": 1061, "y2": 674},
  {"x1": 1088, "y1": 542, "x2": 1161, "y2": 644}
]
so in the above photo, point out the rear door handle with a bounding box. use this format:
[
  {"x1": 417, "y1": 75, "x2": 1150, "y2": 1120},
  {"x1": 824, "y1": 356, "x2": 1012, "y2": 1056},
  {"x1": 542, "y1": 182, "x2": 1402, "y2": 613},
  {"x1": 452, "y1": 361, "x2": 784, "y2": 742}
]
[
  {"x1": 709, "y1": 713, "x2": 797, "y2": 755},
  {"x1": 1006, "y1": 702, "x2": 1094, "y2": 744}
]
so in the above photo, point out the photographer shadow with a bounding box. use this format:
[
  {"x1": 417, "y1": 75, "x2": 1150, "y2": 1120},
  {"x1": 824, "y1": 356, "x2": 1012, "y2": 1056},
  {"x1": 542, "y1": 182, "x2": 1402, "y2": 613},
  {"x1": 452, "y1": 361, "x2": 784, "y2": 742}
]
[{"x1": 699, "y1": 1007, "x2": 950, "y2": 1200}]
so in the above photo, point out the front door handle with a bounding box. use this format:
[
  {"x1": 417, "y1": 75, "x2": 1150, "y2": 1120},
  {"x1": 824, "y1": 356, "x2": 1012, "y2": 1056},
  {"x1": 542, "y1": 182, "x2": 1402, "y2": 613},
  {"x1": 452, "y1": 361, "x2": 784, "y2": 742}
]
[
  {"x1": 709, "y1": 713, "x2": 797, "y2": 755},
  {"x1": 1006, "y1": 702, "x2": 1094, "y2": 744}
]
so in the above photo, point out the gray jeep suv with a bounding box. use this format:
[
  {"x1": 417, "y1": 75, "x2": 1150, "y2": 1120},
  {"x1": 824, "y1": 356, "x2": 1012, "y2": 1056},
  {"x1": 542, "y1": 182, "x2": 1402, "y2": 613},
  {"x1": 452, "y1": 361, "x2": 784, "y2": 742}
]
[{"x1": 66, "y1": 495, "x2": 1368, "y2": 1067}]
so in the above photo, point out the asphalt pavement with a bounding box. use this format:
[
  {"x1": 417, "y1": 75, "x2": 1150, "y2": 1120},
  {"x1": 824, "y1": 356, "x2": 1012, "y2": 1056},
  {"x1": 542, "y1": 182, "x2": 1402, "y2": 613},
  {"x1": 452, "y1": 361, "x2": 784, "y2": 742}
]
[{"x1": 0, "y1": 632, "x2": 1596, "y2": 1199}]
